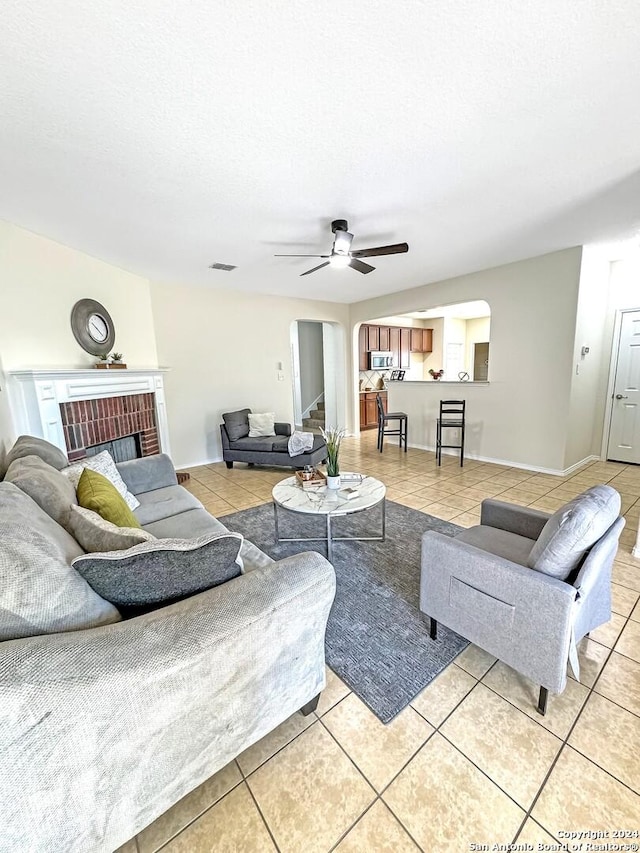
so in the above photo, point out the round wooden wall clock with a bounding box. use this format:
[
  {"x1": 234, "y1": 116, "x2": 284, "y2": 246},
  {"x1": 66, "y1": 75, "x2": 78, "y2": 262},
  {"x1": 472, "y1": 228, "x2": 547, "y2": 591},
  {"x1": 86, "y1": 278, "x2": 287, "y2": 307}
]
[{"x1": 70, "y1": 299, "x2": 116, "y2": 356}]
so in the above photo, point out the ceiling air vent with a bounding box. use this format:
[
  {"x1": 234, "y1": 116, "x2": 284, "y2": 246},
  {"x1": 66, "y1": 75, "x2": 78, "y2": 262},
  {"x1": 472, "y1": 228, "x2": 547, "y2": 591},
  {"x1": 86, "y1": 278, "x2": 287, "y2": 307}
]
[{"x1": 209, "y1": 262, "x2": 237, "y2": 272}]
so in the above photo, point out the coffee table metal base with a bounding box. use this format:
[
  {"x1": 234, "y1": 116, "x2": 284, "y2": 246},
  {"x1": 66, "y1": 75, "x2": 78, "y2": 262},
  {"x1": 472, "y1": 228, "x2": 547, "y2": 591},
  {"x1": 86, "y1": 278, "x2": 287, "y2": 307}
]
[{"x1": 273, "y1": 498, "x2": 386, "y2": 562}]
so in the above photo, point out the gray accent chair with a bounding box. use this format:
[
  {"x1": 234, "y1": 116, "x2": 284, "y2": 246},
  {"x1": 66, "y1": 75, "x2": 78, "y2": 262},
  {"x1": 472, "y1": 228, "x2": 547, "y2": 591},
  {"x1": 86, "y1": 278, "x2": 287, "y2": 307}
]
[
  {"x1": 420, "y1": 488, "x2": 624, "y2": 714},
  {"x1": 220, "y1": 408, "x2": 327, "y2": 470}
]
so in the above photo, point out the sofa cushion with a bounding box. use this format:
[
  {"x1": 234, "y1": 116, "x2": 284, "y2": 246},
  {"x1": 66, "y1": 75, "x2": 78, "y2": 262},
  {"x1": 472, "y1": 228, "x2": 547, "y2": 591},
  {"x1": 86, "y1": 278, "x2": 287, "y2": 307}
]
[
  {"x1": 62, "y1": 450, "x2": 140, "y2": 510},
  {"x1": 0, "y1": 482, "x2": 120, "y2": 640},
  {"x1": 528, "y1": 484, "x2": 621, "y2": 580},
  {"x1": 72, "y1": 532, "x2": 243, "y2": 610},
  {"x1": 271, "y1": 435, "x2": 291, "y2": 451},
  {"x1": 230, "y1": 436, "x2": 279, "y2": 452},
  {"x1": 77, "y1": 468, "x2": 142, "y2": 529},
  {"x1": 133, "y1": 485, "x2": 203, "y2": 525},
  {"x1": 455, "y1": 525, "x2": 536, "y2": 567},
  {"x1": 143, "y1": 509, "x2": 275, "y2": 573},
  {"x1": 68, "y1": 505, "x2": 155, "y2": 552},
  {"x1": 4, "y1": 455, "x2": 77, "y2": 530},
  {"x1": 2, "y1": 434, "x2": 68, "y2": 477},
  {"x1": 222, "y1": 408, "x2": 251, "y2": 442},
  {"x1": 248, "y1": 412, "x2": 276, "y2": 437}
]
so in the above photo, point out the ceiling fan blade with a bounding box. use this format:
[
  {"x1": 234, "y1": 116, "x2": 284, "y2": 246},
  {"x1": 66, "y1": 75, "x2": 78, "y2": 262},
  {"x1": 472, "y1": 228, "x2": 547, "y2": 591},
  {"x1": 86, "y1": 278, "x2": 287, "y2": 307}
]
[
  {"x1": 350, "y1": 242, "x2": 409, "y2": 258},
  {"x1": 349, "y1": 258, "x2": 375, "y2": 275},
  {"x1": 300, "y1": 261, "x2": 331, "y2": 276},
  {"x1": 274, "y1": 254, "x2": 330, "y2": 258},
  {"x1": 332, "y1": 230, "x2": 354, "y2": 255}
]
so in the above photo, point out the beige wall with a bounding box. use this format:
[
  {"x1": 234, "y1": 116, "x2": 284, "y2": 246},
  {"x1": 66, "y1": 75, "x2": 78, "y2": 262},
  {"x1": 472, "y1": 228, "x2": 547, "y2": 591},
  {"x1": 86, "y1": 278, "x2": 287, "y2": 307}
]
[
  {"x1": 150, "y1": 282, "x2": 350, "y2": 467},
  {"x1": 350, "y1": 248, "x2": 584, "y2": 472},
  {"x1": 465, "y1": 317, "x2": 491, "y2": 376},
  {"x1": 0, "y1": 222, "x2": 158, "y2": 372},
  {"x1": 0, "y1": 221, "x2": 159, "y2": 448}
]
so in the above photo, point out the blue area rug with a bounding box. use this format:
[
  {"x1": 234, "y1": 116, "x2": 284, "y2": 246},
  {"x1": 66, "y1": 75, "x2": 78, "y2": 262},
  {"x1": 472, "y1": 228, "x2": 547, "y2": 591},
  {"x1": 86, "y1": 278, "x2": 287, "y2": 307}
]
[{"x1": 223, "y1": 499, "x2": 468, "y2": 723}]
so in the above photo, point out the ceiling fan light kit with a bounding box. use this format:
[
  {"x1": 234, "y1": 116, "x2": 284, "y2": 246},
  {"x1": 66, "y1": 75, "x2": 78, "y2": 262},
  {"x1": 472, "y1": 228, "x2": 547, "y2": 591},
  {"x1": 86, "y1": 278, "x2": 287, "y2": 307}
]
[{"x1": 275, "y1": 219, "x2": 409, "y2": 276}]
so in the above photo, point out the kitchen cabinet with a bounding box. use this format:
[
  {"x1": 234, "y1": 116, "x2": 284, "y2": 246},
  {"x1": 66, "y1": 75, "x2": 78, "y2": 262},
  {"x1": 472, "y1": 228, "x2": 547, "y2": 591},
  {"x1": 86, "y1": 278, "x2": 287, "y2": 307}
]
[
  {"x1": 359, "y1": 325, "x2": 368, "y2": 370},
  {"x1": 410, "y1": 328, "x2": 433, "y2": 353},
  {"x1": 390, "y1": 327, "x2": 401, "y2": 368},
  {"x1": 367, "y1": 325, "x2": 380, "y2": 351},
  {"x1": 400, "y1": 329, "x2": 411, "y2": 368},
  {"x1": 378, "y1": 326, "x2": 390, "y2": 351},
  {"x1": 359, "y1": 391, "x2": 387, "y2": 430}
]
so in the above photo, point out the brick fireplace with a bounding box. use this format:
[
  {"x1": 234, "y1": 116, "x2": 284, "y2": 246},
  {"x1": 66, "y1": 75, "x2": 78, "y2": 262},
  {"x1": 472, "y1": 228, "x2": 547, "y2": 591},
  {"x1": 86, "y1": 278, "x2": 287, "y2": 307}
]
[
  {"x1": 60, "y1": 392, "x2": 160, "y2": 462},
  {"x1": 7, "y1": 369, "x2": 171, "y2": 460}
]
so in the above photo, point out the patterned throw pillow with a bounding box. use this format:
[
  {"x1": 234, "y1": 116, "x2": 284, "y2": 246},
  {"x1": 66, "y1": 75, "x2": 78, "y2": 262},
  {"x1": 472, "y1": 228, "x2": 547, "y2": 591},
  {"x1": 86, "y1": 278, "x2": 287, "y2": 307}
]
[
  {"x1": 72, "y1": 532, "x2": 244, "y2": 611},
  {"x1": 62, "y1": 450, "x2": 140, "y2": 510},
  {"x1": 68, "y1": 505, "x2": 155, "y2": 552},
  {"x1": 77, "y1": 468, "x2": 142, "y2": 529}
]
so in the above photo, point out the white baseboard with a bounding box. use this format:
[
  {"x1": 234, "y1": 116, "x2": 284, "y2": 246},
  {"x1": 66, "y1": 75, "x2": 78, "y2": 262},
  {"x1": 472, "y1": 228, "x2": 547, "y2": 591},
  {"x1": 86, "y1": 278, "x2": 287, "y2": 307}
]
[{"x1": 405, "y1": 444, "x2": 601, "y2": 477}]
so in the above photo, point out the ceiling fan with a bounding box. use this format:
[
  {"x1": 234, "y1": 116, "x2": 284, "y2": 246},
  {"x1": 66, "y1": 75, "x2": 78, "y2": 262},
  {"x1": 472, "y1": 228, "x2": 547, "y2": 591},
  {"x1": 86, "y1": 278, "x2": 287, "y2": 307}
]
[{"x1": 275, "y1": 219, "x2": 409, "y2": 276}]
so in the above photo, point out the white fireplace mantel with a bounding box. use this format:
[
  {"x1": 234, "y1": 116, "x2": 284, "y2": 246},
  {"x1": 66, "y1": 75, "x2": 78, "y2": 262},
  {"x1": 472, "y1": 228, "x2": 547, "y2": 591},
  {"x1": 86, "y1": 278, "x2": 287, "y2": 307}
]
[{"x1": 7, "y1": 368, "x2": 171, "y2": 457}]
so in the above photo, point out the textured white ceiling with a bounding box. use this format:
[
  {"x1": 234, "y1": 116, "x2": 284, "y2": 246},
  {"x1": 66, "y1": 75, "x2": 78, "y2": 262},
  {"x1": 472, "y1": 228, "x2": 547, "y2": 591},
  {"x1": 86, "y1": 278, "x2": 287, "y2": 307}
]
[{"x1": 2, "y1": 1, "x2": 640, "y2": 303}]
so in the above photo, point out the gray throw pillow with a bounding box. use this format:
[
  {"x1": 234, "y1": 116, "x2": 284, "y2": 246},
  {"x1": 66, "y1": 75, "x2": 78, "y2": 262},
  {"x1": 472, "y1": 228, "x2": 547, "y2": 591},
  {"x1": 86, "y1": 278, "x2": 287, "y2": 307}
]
[
  {"x1": 68, "y1": 505, "x2": 155, "y2": 552},
  {"x1": 527, "y1": 484, "x2": 621, "y2": 580},
  {"x1": 4, "y1": 455, "x2": 78, "y2": 530},
  {"x1": 0, "y1": 482, "x2": 120, "y2": 640},
  {"x1": 72, "y1": 532, "x2": 244, "y2": 610},
  {"x1": 222, "y1": 408, "x2": 251, "y2": 442},
  {"x1": 2, "y1": 434, "x2": 68, "y2": 477}
]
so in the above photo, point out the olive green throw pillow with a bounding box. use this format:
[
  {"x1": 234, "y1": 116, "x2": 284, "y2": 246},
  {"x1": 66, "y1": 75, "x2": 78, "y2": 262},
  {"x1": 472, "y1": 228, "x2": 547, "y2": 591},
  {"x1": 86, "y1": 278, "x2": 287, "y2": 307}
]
[{"x1": 77, "y1": 468, "x2": 141, "y2": 529}]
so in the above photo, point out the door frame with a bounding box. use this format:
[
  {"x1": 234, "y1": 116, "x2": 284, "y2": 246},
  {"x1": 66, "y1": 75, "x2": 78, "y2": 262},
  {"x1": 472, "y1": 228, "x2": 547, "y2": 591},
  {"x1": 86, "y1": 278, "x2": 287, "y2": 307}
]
[{"x1": 601, "y1": 306, "x2": 640, "y2": 461}]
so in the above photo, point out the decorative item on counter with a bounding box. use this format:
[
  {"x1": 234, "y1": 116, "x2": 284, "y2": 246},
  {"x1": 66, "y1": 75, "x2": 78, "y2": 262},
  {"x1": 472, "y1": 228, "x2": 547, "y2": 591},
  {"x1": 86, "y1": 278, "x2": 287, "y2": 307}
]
[
  {"x1": 375, "y1": 376, "x2": 385, "y2": 390},
  {"x1": 429, "y1": 369, "x2": 444, "y2": 380},
  {"x1": 320, "y1": 425, "x2": 346, "y2": 489},
  {"x1": 458, "y1": 371, "x2": 470, "y2": 381},
  {"x1": 390, "y1": 369, "x2": 406, "y2": 381},
  {"x1": 95, "y1": 353, "x2": 110, "y2": 369},
  {"x1": 109, "y1": 352, "x2": 127, "y2": 369}
]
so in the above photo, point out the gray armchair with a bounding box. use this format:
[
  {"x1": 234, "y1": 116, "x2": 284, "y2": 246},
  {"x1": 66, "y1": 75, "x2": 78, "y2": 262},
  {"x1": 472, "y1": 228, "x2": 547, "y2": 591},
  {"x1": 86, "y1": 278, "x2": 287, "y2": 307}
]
[{"x1": 420, "y1": 486, "x2": 624, "y2": 714}]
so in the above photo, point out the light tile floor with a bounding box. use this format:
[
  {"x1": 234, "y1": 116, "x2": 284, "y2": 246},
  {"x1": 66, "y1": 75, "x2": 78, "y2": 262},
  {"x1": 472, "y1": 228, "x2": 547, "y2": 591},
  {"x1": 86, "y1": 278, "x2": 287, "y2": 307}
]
[{"x1": 121, "y1": 432, "x2": 640, "y2": 852}]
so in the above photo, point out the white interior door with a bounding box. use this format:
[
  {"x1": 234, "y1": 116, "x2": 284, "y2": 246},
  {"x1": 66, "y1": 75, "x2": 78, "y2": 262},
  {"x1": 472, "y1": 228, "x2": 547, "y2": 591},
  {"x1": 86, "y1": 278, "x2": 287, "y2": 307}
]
[{"x1": 608, "y1": 309, "x2": 640, "y2": 463}]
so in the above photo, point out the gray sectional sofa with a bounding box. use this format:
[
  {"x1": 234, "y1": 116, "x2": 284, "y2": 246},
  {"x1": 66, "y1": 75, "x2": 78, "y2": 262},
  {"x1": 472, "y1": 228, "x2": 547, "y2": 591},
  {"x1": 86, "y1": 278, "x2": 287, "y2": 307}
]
[
  {"x1": 220, "y1": 408, "x2": 327, "y2": 469},
  {"x1": 0, "y1": 436, "x2": 336, "y2": 853}
]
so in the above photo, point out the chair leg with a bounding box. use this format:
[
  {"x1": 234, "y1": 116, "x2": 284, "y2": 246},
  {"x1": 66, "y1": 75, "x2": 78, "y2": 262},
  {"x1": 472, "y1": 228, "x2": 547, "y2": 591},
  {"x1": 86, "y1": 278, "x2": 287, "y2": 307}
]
[
  {"x1": 536, "y1": 686, "x2": 548, "y2": 716},
  {"x1": 379, "y1": 422, "x2": 384, "y2": 453},
  {"x1": 403, "y1": 418, "x2": 408, "y2": 452},
  {"x1": 429, "y1": 617, "x2": 438, "y2": 640},
  {"x1": 460, "y1": 422, "x2": 465, "y2": 467}
]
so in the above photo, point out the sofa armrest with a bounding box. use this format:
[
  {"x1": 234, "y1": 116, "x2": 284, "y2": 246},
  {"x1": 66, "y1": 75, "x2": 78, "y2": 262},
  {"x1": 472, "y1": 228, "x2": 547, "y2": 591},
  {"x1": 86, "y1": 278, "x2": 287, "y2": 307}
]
[
  {"x1": 219, "y1": 424, "x2": 231, "y2": 450},
  {"x1": 275, "y1": 423, "x2": 292, "y2": 437},
  {"x1": 0, "y1": 551, "x2": 335, "y2": 853},
  {"x1": 421, "y1": 531, "x2": 576, "y2": 693},
  {"x1": 480, "y1": 499, "x2": 550, "y2": 540},
  {"x1": 116, "y1": 454, "x2": 178, "y2": 495}
]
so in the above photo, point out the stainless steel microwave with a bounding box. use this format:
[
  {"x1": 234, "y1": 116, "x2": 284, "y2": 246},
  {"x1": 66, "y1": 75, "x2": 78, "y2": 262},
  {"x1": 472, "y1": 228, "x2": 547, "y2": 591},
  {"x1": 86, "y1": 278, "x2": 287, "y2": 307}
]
[{"x1": 369, "y1": 351, "x2": 395, "y2": 369}]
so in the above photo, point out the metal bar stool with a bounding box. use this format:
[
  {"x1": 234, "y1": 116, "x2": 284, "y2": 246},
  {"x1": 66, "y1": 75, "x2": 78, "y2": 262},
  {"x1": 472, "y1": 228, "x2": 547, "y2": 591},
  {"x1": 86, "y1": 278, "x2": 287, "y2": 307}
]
[
  {"x1": 376, "y1": 393, "x2": 408, "y2": 453},
  {"x1": 436, "y1": 399, "x2": 465, "y2": 466}
]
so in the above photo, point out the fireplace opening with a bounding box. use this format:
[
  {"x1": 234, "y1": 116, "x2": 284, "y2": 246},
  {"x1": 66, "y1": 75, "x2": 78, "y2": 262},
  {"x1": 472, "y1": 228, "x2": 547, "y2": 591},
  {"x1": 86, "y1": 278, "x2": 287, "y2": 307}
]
[{"x1": 86, "y1": 433, "x2": 142, "y2": 463}]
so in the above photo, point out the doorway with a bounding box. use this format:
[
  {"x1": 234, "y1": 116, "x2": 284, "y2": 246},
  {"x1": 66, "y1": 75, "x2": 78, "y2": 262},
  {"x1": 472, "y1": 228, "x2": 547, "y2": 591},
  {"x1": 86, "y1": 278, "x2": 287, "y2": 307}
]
[
  {"x1": 291, "y1": 321, "x2": 344, "y2": 432},
  {"x1": 607, "y1": 309, "x2": 640, "y2": 464},
  {"x1": 473, "y1": 342, "x2": 489, "y2": 381}
]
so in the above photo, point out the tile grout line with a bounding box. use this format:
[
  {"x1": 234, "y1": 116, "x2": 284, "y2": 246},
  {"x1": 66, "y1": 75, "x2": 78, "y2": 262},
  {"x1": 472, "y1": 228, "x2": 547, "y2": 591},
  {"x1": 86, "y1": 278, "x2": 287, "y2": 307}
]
[{"x1": 243, "y1": 778, "x2": 283, "y2": 853}]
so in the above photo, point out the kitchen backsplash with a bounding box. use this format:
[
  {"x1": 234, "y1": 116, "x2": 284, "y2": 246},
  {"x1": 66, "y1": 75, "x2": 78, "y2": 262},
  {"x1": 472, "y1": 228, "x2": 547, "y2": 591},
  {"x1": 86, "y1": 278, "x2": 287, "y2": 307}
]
[{"x1": 359, "y1": 370, "x2": 389, "y2": 390}]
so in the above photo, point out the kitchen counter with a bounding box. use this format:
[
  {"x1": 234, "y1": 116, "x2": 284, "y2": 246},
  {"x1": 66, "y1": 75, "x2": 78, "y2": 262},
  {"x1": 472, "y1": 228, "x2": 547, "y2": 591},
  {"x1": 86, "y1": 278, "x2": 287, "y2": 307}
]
[
  {"x1": 386, "y1": 380, "x2": 489, "y2": 386},
  {"x1": 359, "y1": 388, "x2": 386, "y2": 394}
]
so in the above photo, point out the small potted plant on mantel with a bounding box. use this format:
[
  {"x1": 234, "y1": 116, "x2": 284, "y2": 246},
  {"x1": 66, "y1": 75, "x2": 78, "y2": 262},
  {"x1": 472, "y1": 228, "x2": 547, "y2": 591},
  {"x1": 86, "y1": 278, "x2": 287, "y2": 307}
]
[
  {"x1": 110, "y1": 352, "x2": 126, "y2": 369},
  {"x1": 428, "y1": 368, "x2": 444, "y2": 380},
  {"x1": 96, "y1": 353, "x2": 110, "y2": 369}
]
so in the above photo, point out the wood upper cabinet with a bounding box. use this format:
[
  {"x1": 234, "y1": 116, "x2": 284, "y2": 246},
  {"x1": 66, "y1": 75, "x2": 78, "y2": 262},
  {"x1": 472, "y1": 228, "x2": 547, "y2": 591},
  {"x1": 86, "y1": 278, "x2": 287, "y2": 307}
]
[
  {"x1": 367, "y1": 325, "x2": 380, "y2": 351},
  {"x1": 359, "y1": 325, "x2": 369, "y2": 370},
  {"x1": 399, "y1": 329, "x2": 411, "y2": 368},
  {"x1": 390, "y1": 327, "x2": 401, "y2": 367},
  {"x1": 378, "y1": 326, "x2": 390, "y2": 351},
  {"x1": 410, "y1": 327, "x2": 433, "y2": 353}
]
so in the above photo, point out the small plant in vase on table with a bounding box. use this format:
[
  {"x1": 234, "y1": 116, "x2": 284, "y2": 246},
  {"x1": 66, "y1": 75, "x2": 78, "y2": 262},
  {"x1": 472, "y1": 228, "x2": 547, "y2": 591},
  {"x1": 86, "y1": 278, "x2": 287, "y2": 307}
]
[{"x1": 320, "y1": 425, "x2": 346, "y2": 489}]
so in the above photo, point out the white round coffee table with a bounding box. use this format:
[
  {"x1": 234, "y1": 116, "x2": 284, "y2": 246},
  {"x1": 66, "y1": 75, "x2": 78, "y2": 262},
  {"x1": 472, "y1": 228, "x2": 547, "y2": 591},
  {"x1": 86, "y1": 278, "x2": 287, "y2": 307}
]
[{"x1": 271, "y1": 474, "x2": 386, "y2": 561}]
